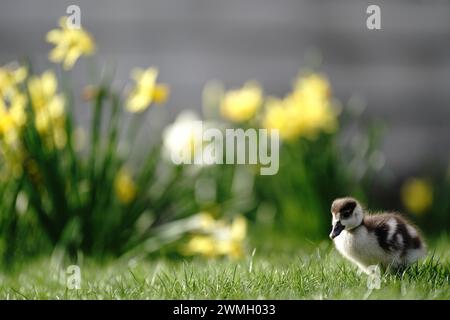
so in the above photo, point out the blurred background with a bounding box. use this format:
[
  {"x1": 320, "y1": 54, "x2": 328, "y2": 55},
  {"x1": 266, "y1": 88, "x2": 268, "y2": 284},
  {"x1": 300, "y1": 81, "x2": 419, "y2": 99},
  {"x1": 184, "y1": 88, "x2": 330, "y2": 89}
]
[
  {"x1": 1, "y1": 0, "x2": 449, "y2": 179},
  {"x1": 0, "y1": 0, "x2": 449, "y2": 263}
]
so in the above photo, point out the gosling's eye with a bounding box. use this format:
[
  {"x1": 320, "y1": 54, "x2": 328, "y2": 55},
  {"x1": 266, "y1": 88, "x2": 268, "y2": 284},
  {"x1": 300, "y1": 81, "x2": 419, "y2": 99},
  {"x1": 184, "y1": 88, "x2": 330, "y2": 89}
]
[{"x1": 341, "y1": 210, "x2": 352, "y2": 218}]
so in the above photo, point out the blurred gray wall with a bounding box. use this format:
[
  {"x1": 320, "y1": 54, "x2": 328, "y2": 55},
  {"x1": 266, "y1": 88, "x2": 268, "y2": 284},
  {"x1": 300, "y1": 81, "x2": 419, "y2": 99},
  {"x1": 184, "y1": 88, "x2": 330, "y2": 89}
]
[{"x1": 1, "y1": 0, "x2": 449, "y2": 179}]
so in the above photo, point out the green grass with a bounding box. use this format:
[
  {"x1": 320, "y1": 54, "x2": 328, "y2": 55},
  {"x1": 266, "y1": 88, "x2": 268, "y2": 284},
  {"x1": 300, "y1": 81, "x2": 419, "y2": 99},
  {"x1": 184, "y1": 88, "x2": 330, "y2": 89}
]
[{"x1": 1, "y1": 241, "x2": 449, "y2": 299}]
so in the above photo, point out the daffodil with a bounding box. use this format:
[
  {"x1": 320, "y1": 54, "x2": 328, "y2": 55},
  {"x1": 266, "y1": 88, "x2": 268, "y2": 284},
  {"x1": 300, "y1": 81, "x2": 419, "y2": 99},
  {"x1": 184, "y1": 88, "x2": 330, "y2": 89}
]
[
  {"x1": 0, "y1": 64, "x2": 27, "y2": 152},
  {"x1": 182, "y1": 214, "x2": 247, "y2": 259},
  {"x1": 401, "y1": 178, "x2": 433, "y2": 215},
  {"x1": 114, "y1": 167, "x2": 137, "y2": 204},
  {"x1": 28, "y1": 71, "x2": 67, "y2": 149},
  {"x1": 0, "y1": 101, "x2": 26, "y2": 177},
  {"x1": 126, "y1": 67, "x2": 169, "y2": 112},
  {"x1": 0, "y1": 64, "x2": 27, "y2": 97},
  {"x1": 183, "y1": 235, "x2": 217, "y2": 258},
  {"x1": 290, "y1": 89, "x2": 337, "y2": 137},
  {"x1": 162, "y1": 111, "x2": 200, "y2": 164},
  {"x1": 162, "y1": 111, "x2": 220, "y2": 165},
  {"x1": 46, "y1": 17, "x2": 95, "y2": 70},
  {"x1": 216, "y1": 215, "x2": 247, "y2": 259},
  {"x1": 294, "y1": 73, "x2": 331, "y2": 102},
  {"x1": 262, "y1": 73, "x2": 337, "y2": 141},
  {"x1": 0, "y1": 92, "x2": 27, "y2": 143},
  {"x1": 263, "y1": 97, "x2": 303, "y2": 140},
  {"x1": 28, "y1": 71, "x2": 63, "y2": 113},
  {"x1": 220, "y1": 82, "x2": 262, "y2": 122},
  {"x1": 0, "y1": 66, "x2": 27, "y2": 136}
]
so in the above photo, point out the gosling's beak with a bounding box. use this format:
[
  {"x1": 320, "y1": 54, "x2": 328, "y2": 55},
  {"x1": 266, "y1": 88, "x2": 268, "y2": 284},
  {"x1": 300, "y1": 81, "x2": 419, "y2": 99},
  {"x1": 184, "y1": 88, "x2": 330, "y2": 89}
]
[{"x1": 329, "y1": 221, "x2": 345, "y2": 239}]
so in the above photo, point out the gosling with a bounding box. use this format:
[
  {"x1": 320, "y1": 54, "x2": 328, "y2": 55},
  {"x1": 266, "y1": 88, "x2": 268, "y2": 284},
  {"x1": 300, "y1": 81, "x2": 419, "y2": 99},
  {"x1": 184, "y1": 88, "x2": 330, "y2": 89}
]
[{"x1": 329, "y1": 197, "x2": 426, "y2": 274}]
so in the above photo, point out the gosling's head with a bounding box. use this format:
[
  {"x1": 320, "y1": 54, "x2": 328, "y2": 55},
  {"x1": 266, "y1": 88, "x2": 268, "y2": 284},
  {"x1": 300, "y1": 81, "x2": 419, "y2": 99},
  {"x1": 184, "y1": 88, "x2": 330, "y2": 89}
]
[{"x1": 329, "y1": 197, "x2": 364, "y2": 239}]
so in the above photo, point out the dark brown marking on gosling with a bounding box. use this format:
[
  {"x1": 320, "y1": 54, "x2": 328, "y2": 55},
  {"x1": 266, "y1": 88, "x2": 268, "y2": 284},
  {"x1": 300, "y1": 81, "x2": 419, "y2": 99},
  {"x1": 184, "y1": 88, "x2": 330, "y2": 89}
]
[
  {"x1": 331, "y1": 197, "x2": 357, "y2": 215},
  {"x1": 362, "y1": 213, "x2": 424, "y2": 255}
]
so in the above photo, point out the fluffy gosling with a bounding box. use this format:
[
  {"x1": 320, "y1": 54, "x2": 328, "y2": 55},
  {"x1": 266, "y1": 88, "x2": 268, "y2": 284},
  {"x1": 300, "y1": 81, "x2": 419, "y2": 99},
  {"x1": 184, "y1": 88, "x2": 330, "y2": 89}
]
[{"x1": 330, "y1": 197, "x2": 426, "y2": 274}]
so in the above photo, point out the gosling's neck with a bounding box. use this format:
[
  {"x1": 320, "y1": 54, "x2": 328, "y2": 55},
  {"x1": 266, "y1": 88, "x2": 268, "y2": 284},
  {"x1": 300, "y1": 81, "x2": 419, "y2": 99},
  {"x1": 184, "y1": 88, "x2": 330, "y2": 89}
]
[{"x1": 346, "y1": 217, "x2": 366, "y2": 233}]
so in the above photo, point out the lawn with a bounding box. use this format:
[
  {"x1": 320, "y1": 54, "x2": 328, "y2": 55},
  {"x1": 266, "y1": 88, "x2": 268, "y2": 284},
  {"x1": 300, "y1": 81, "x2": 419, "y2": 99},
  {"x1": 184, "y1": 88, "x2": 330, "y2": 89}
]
[{"x1": 1, "y1": 240, "x2": 448, "y2": 300}]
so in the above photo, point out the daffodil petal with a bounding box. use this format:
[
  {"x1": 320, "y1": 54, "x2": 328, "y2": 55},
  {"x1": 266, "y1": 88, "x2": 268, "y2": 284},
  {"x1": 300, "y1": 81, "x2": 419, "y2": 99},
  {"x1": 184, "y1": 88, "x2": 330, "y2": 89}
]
[
  {"x1": 46, "y1": 29, "x2": 63, "y2": 44},
  {"x1": 63, "y1": 49, "x2": 82, "y2": 70}
]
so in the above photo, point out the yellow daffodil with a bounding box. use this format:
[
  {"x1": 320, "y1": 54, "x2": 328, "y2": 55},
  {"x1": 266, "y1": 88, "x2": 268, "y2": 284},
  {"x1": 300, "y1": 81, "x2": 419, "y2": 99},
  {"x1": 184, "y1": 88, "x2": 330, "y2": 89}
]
[
  {"x1": 216, "y1": 215, "x2": 247, "y2": 259},
  {"x1": 183, "y1": 235, "x2": 217, "y2": 258},
  {"x1": 0, "y1": 64, "x2": 28, "y2": 152},
  {"x1": 46, "y1": 17, "x2": 95, "y2": 70},
  {"x1": 28, "y1": 71, "x2": 67, "y2": 149},
  {"x1": 0, "y1": 92, "x2": 27, "y2": 143},
  {"x1": 114, "y1": 167, "x2": 137, "y2": 204},
  {"x1": 0, "y1": 64, "x2": 28, "y2": 177},
  {"x1": 230, "y1": 215, "x2": 247, "y2": 242},
  {"x1": 401, "y1": 178, "x2": 433, "y2": 215},
  {"x1": 220, "y1": 82, "x2": 262, "y2": 122},
  {"x1": 126, "y1": 67, "x2": 169, "y2": 112},
  {"x1": 294, "y1": 73, "x2": 331, "y2": 102},
  {"x1": 263, "y1": 98, "x2": 302, "y2": 140},
  {"x1": 262, "y1": 73, "x2": 337, "y2": 141},
  {"x1": 291, "y1": 91, "x2": 337, "y2": 137},
  {"x1": 182, "y1": 214, "x2": 247, "y2": 259},
  {"x1": 28, "y1": 71, "x2": 63, "y2": 114},
  {"x1": 0, "y1": 64, "x2": 27, "y2": 97}
]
